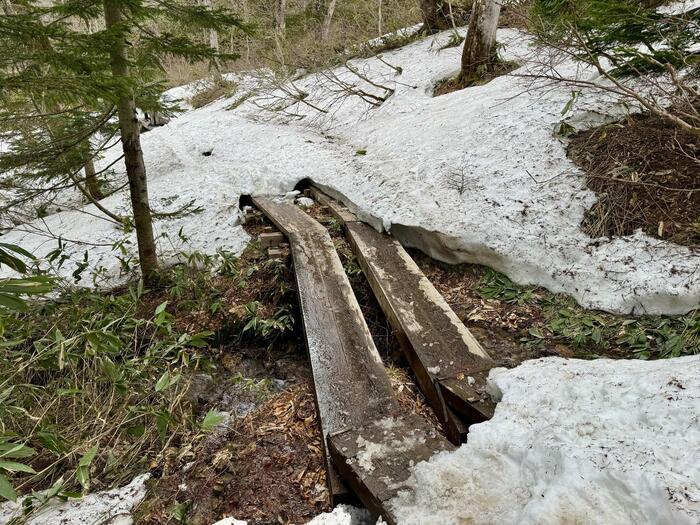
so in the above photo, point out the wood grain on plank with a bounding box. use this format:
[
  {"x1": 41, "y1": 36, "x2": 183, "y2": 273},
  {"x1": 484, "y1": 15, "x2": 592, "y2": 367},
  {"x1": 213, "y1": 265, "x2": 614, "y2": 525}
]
[{"x1": 252, "y1": 196, "x2": 397, "y2": 501}]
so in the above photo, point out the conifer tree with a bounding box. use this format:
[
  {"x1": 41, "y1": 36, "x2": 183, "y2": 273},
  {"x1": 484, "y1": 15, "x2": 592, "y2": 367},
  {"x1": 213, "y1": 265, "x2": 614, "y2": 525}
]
[{"x1": 0, "y1": 0, "x2": 244, "y2": 285}]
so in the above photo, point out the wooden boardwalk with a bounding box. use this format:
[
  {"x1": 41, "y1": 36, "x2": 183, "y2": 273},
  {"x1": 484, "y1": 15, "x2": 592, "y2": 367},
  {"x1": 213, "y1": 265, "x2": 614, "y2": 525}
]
[
  {"x1": 310, "y1": 188, "x2": 496, "y2": 443},
  {"x1": 253, "y1": 196, "x2": 397, "y2": 501},
  {"x1": 252, "y1": 193, "x2": 494, "y2": 521},
  {"x1": 328, "y1": 413, "x2": 454, "y2": 525}
]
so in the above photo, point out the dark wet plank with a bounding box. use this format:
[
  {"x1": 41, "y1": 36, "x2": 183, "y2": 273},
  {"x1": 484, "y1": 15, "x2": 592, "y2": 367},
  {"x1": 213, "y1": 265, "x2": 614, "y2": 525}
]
[
  {"x1": 310, "y1": 188, "x2": 496, "y2": 442},
  {"x1": 328, "y1": 413, "x2": 455, "y2": 525},
  {"x1": 252, "y1": 196, "x2": 398, "y2": 502}
]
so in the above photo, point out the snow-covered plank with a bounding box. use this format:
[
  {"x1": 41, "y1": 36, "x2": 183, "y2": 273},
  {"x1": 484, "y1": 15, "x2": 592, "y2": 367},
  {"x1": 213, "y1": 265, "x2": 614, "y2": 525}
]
[
  {"x1": 251, "y1": 196, "x2": 398, "y2": 502},
  {"x1": 310, "y1": 188, "x2": 496, "y2": 443},
  {"x1": 328, "y1": 413, "x2": 455, "y2": 525}
]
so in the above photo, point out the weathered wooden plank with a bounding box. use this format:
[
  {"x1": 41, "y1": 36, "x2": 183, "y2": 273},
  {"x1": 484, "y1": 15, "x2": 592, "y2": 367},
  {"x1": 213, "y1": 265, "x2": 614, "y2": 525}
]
[
  {"x1": 328, "y1": 413, "x2": 455, "y2": 525},
  {"x1": 310, "y1": 188, "x2": 360, "y2": 224},
  {"x1": 310, "y1": 189, "x2": 496, "y2": 442},
  {"x1": 252, "y1": 196, "x2": 398, "y2": 502},
  {"x1": 439, "y1": 374, "x2": 495, "y2": 422}
]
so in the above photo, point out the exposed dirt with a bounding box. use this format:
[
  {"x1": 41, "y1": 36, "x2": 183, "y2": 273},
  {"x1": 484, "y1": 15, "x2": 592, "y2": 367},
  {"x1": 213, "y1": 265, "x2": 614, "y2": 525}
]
[
  {"x1": 568, "y1": 111, "x2": 700, "y2": 249},
  {"x1": 408, "y1": 250, "x2": 577, "y2": 368},
  {"x1": 136, "y1": 351, "x2": 328, "y2": 525},
  {"x1": 433, "y1": 60, "x2": 520, "y2": 97}
]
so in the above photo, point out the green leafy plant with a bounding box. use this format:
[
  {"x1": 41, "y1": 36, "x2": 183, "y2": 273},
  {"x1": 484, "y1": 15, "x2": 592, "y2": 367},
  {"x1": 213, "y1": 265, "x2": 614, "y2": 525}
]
[
  {"x1": 478, "y1": 268, "x2": 535, "y2": 305},
  {"x1": 0, "y1": 438, "x2": 36, "y2": 501},
  {"x1": 0, "y1": 243, "x2": 54, "y2": 311},
  {"x1": 242, "y1": 301, "x2": 294, "y2": 340}
]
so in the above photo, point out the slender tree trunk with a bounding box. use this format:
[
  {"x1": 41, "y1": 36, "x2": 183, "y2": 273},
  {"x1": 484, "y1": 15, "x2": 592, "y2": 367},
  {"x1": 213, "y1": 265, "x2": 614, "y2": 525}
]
[
  {"x1": 275, "y1": 0, "x2": 286, "y2": 34},
  {"x1": 83, "y1": 157, "x2": 104, "y2": 201},
  {"x1": 457, "y1": 0, "x2": 500, "y2": 85},
  {"x1": 377, "y1": 0, "x2": 383, "y2": 36},
  {"x1": 80, "y1": 17, "x2": 105, "y2": 203},
  {"x1": 320, "y1": 0, "x2": 336, "y2": 41},
  {"x1": 103, "y1": 0, "x2": 159, "y2": 285},
  {"x1": 420, "y1": 0, "x2": 451, "y2": 34},
  {"x1": 204, "y1": 0, "x2": 219, "y2": 51},
  {"x1": 273, "y1": 0, "x2": 286, "y2": 61}
]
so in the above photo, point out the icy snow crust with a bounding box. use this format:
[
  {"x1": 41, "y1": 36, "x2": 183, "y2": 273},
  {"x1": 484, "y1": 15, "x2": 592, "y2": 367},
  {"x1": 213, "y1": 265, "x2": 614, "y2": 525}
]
[
  {"x1": 2, "y1": 28, "x2": 699, "y2": 313},
  {"x1": 391, "y1": 356, "x2": 700, "y2": 525}
]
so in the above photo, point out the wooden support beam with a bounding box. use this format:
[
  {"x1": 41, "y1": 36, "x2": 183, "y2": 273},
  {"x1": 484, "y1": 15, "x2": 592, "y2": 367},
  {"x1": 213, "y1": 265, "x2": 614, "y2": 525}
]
[
  {"x1": 309, "y1": 188, "x2": 496, "y2": 442},
  {"x1": 260, "y1": 231, "x2": 285, "y2": 248}
]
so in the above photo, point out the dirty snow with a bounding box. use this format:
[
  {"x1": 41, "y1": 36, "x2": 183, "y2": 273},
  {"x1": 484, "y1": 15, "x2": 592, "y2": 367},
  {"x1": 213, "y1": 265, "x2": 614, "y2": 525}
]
[
  {"x1": 0, "y1": 474, "x2": 149, "y2": 525},
  {"x1": 658, "y1": 0, "x2": 700, "y2": 14},
  {"x1": 2, "y1": 28, "x2": 699, "y2": 313},
  {"x1": 391, "y1": 356, "x2": 700, "y2": 524},
  {"x1": 305, "y1": 505, "x2": 374, "y2": 525}
]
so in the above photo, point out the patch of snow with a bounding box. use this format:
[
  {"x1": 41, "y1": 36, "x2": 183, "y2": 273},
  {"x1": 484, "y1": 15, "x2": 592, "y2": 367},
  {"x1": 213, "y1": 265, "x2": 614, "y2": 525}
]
[
  {"x1": 365, "y1": 23, "x2": 424, "y2": 49},
  {"x1": 211, "y1": 518, "x2": 249, "y2": 525},
  {"x1": 658, "y1": 0, "x2": 700, "y2": 14},
  {"x1": 0, "y1": 474, "x2": 149, "y2": 525},
  {"x1": 296, "y1": 196, "x2": 315, "y2": 207},
  {"x1": 390, "y1": 356, "x2": 700, "y2": 524},
  {"x1": 305, "y1": 504, "x2": 374, "y2": 525},
  {"x1": 2, "y1": 28, "x2": 699, "y2": 313}
]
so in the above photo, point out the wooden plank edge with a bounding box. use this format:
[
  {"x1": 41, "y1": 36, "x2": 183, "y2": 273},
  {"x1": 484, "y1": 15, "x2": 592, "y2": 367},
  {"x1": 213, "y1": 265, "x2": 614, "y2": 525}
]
[{"x1": 308, "y1": 186, "x2": 360, "y2": 224}]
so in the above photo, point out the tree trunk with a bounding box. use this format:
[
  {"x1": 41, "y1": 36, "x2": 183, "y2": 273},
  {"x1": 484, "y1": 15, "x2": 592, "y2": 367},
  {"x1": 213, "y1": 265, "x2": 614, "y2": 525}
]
[
  {"x1": 103, "y1": 0, "x2": 159, "y2": 285},
  {"x1": 457, "y1": 0, "x2": 500, "y2": 85},
  {"x1": 83, "y1": 157, "x2": 104, "y2": 201},
  {"x1": 320, "y1": 0, "x2": 336, "y2": 41},
  {"x1": 420, "y1": 0, "x2": 452, "y2": 34},
  {"x1": 275, "y1": 0, "x2": 286, "y2": 34},
  {"x1": 204, "y1": 0, "x2": 219, "y2": 51}
]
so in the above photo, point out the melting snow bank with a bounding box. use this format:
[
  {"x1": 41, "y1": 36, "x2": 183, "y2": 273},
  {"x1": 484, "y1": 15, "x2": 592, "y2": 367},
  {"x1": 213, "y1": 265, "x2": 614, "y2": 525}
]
[
  {"x1": 2, "y1": 28, "x2": 699, "y2": 313},
  {"x1": 0, "y1": 474, "x2": 149, "y2": 525},
  {"x1": 209, "y1": 505, "x2": 374, "y2": 525},
  {"x1": 391, "y1": 357, "x2": 700, "y2": 525}
]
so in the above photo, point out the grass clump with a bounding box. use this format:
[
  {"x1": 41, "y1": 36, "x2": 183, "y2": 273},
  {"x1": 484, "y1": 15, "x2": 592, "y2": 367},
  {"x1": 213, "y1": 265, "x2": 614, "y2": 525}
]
[{"x1": 189, "y1": 78, "x2": 239, "y2": 109}]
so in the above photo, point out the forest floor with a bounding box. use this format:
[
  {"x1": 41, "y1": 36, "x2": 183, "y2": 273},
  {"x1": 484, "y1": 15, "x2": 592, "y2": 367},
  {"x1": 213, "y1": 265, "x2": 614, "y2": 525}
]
[
  {"x1": 137, "y1": 194, "x2": 694, "y2": 524},
  {"x1": 569, "y1": 110, "x2": 700, "y2": 249},
  {"x1": 1, "y1": 191, "x2": 698, "y2": 525}
]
